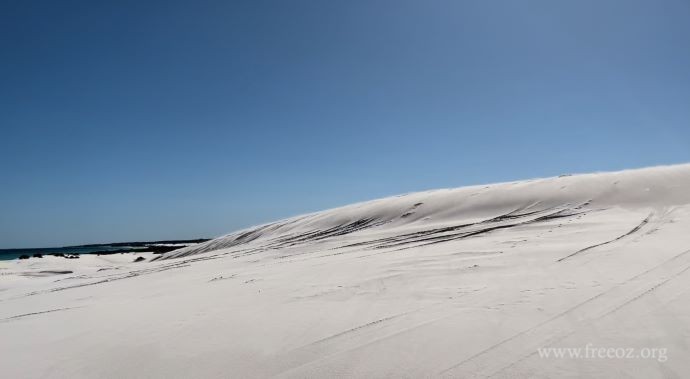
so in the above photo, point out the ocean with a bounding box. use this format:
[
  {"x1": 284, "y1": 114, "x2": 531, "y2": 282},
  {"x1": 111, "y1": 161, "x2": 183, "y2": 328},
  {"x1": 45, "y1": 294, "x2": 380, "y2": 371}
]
[
  {"x1": 0, "y1": 245, "x2": 138, "y2": 261},
  {"x1": 0, "y1": 239, "x2": 208, "y2": 261}
]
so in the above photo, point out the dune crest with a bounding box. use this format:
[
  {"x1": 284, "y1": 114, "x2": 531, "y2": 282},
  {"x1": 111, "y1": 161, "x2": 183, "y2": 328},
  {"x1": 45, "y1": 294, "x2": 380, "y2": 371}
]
[{"x1": 159, "y1": 163, "x2": 690, "y2": 260}]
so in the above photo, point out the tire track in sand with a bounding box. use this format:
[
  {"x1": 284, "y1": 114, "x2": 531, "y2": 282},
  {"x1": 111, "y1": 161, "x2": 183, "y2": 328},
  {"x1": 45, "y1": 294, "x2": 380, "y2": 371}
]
[{"x1": 438, "y1": 248, "x2": 690, "y2": 378}]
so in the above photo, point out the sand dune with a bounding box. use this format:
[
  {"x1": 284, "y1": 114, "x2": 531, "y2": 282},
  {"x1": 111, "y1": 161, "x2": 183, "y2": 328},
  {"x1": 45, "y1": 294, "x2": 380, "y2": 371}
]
[{"x1": 2, "y1": 164, "x2": 690, "y2": 378}]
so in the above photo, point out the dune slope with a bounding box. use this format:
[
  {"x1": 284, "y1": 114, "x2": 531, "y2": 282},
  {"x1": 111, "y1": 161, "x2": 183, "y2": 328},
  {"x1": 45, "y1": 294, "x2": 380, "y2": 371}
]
[{"x1": 2, "y1": 164, "x2": 690, "y2": 378}]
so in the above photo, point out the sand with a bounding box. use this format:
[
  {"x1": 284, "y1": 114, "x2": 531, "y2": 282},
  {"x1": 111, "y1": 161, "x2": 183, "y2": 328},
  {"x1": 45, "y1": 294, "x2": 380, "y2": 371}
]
[{"x1": 2, "y1": 163, "x2": 689, "y2": 378}]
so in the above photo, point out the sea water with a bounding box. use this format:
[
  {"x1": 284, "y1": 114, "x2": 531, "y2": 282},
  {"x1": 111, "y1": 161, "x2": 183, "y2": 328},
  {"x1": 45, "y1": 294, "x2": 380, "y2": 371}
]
[{"x1": 0, "y1": 245, "x2": 136, "y2": 260}]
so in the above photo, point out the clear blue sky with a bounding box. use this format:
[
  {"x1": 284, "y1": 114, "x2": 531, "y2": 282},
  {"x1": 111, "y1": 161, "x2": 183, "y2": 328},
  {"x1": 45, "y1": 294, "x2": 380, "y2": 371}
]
[{"x1": 2, "y1": 0, "x2": 689, "y2": 248}]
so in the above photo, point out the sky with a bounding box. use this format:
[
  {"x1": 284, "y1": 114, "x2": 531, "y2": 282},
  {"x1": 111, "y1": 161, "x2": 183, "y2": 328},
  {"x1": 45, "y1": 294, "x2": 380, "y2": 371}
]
[{"x1": 1, "y1": 0, "x2": 689, "y2": 248}]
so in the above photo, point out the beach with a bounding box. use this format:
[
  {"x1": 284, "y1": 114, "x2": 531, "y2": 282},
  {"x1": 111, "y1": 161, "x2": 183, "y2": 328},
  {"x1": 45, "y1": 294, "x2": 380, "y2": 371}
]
[{"x1": 2, "y1": 164, "x2": 690, "y2": 378}]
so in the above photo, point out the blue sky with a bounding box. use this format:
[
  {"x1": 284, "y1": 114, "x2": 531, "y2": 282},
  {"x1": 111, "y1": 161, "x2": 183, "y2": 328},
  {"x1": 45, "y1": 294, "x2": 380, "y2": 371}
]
[{"x1": 2, "y1": 0, "x2": 689, "y2": 248}]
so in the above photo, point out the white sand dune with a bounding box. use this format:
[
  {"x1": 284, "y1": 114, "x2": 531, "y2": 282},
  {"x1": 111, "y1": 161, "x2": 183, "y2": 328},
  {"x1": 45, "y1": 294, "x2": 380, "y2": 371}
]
[{"x1": 2, "y1": 164, "x2": 690, "y2": 378}]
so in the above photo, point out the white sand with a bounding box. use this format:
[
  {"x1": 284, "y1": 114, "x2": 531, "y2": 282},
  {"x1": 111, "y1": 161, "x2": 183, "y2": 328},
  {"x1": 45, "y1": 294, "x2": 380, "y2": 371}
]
[{"x1": 2, "y1": 164, "x2": 690, "y2": 378}]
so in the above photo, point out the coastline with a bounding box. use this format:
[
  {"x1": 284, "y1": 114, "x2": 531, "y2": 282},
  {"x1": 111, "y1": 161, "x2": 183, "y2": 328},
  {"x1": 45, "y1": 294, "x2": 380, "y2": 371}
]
[{"x1": 0, "y1": 239, "x2": 210, "y2": 261}]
